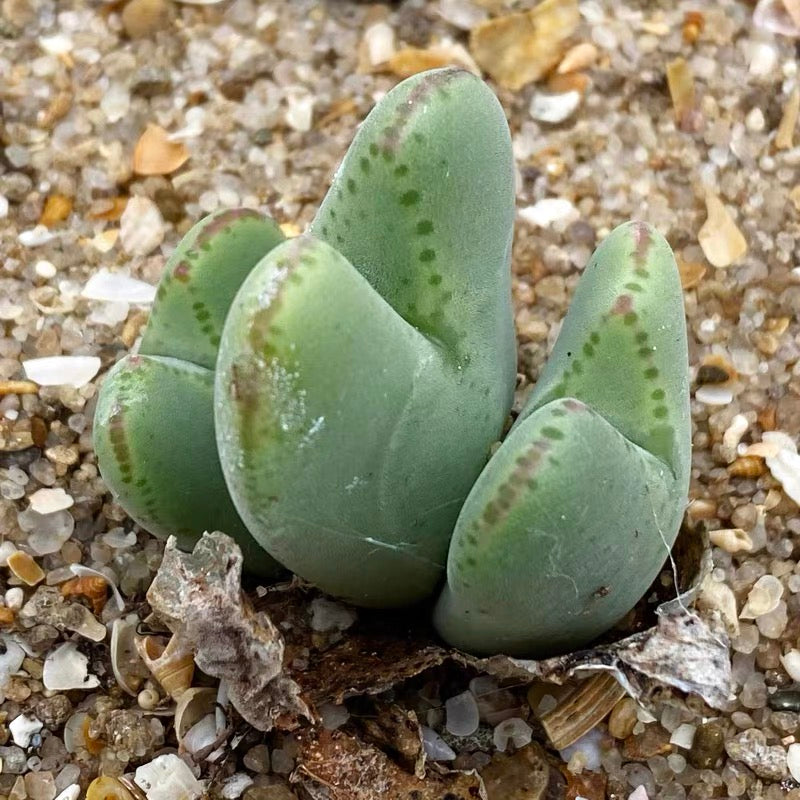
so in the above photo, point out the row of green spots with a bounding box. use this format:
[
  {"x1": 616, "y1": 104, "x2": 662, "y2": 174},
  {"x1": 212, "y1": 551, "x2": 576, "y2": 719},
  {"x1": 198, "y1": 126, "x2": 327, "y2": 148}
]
[{"x1": 625, "y1": 312, "x2": 668, "y2": 424}]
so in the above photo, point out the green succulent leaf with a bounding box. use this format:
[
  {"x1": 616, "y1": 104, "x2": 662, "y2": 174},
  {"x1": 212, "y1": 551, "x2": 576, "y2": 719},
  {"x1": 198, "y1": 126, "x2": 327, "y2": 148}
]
[
  {"x1": 93, "y1": 354, "x2": 277, "y2": 577},
  {"x1": 311, "y1": 67, "x2": 515, "y2": 369},
  {"x1": 94, "y1": 209, "x2": 285, "y2": 575},
  {"x1": 434, "y1": 222, "x2": 691, "y2": 655},
  {"x1": 215, "y1": 68, "x2": 517, "y2": 606},
  {"x1": 141, "y1": 208, "x2": 284, "y2": 370}
]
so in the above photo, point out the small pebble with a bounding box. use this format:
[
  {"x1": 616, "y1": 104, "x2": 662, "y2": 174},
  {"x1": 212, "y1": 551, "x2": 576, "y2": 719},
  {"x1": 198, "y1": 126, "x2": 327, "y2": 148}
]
[
  {"x1": 243, "y1": 744, "x2": 270, "y2": 773},
  {"x1": 9, "y1": 714, "x2": 43, "y2": 748},
  {"x1": 695, "y1": 385, "x2": 733, "y2": 406},
  {"x1": 669, "y1": 723, "x2": 696, "y2": 750},
  {"x1": 285, "y1": 90, "x2": 314, "y2": 133},
  {"x1": 122, "y1": 0, "x2": 171, "y2": 39},
  {"x1": 493, "y1": 717, "x2": 533, "y2": 752},
  {"x1": 688, "y1": 721, "x2": 724, "y2": 769},
  {"x1": 363, "y1": 21, "x2": 395, "y2": 65},
  {"x1": 421, "y1": 726, "x2": 456, "y2": 761},
  {"x1": 788, "y1": 742, "x2": 800, "y2": 782},
  {"x1": 529, "y1": 90, "x2": 582, "y2": 123},
  {"x1": 7, "y1": 551, "x2": 45, "y2": 586},
  {"x1": 445, "y1": 690, "x2": 480, "y2": 737},
  {"x1": 119, "y1": 196, "x2": 166, "y2": 256},
  {"x1": 34, "y1": 260, "x2": 57, "y2": 279},
  {"x1": 309, "y1": 597, "x2": 356, "y2": 632},
  {"x1": 319, "y1": 702, "x2": 349, "y2": 731},
  {"x1": 518, "y1": 198, "x2": 579, "y2": 228},
  {"x1": 608, "y1": 697, "x2": 638, "y2": 740}
]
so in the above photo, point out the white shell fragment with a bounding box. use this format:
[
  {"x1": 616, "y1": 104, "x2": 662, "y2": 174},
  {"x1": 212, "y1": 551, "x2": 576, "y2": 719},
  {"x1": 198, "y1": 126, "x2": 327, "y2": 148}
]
[
  {"x1": 780, "y1": 649, "x2": 800, "y2": 682},
  {"x1": 18, "y1": 225, "x2": 58, "y2": 247},
  {"x1": 23, "y1": 356, "x2": 101, "y2": 388},
  {"x1": 111, "y1": 614, "x2": 143, "y2": 696},
  {"x1": 82, "y1": 269, "x2": 157, "y2": 304},
  {"x1": 175, "y1": 687, "x2": 217, "y2": 742},
  {"x1": 134, "y1": 753, "x2": 203, "y2": 800},
  {"x1": 761, "y1": 431, "x2": 800, "y2": 505},
  {"x1": 0, "y1": 636, "x2": 26, "y2": 687},
  {"x1": 363, "y1": 21, "x2": 396, "y2": 66},
  {"x1": 28, "y1": 487, "x2": 74, "y2": 514},
  {"x1": 529, "y1": 90, "x2": 582, "y2": 123},
  {"x1": 518, "y1": 198, "x2": 579, "y2": 228},
  {"x1": 789, "y1": 742, "x2": 800, "y2": 782},
  {"x1": 120, "y1": 196, "x2": 166, "y2": 256},
  {"x1": 695, "y1": 385, "x2": 733, "y2": 406},
  {"x1": 740, "y1": 575, "x2": 784, "y2": 620},
  {"x1": 9, "y1": 714, "x2": 43, "y2": 747},
  {"x1": 38, "y1": 33, "x2": 73, "y2": 54},
  {"x1": 43, "y1": 642, "x2": 101, "y2": 691}
]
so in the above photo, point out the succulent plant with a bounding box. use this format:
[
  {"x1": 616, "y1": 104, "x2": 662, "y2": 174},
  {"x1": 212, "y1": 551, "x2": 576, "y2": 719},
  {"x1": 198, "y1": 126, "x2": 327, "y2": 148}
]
[{"x1": 94, "y1": 68, "x2": 690, "y2": 656}]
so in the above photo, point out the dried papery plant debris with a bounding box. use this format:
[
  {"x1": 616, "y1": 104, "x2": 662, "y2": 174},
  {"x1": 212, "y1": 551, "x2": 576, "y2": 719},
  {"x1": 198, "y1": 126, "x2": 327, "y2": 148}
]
[{"x1": 3, "y1": 1, "x2": 800, "y2": 798}]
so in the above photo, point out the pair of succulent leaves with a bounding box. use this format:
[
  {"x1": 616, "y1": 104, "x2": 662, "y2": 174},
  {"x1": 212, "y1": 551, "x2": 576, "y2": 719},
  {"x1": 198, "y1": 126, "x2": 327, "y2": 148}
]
[{"x1": 94, "y1": 69, "x2": 690, "y2": 657}]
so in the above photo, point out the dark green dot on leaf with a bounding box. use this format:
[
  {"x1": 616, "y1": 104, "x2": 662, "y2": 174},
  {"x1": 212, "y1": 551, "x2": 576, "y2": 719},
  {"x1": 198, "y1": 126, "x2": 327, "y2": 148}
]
[{"x1": 400, "y1": 190, "x2": 420, "y2": 206}]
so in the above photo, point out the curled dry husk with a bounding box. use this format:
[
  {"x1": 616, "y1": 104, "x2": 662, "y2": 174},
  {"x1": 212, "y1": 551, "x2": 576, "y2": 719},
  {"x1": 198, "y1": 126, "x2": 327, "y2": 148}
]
[{"x1": 135, "y1": 633, "x2": 195, "y2": 701}]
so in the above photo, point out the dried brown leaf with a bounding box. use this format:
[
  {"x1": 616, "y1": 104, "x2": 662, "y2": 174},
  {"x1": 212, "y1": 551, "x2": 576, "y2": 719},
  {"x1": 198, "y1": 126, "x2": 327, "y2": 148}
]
[
  {"x1": 132, "y1": 124, "x2": 190, "y2": 175},
  {"x1": 698, "y1": 194, "x2": 747, "y2": 268},
  {"x1": 294, "y1": 728, "x2": 486, "y2": 800},
  {"x1": 469, "y1": 0, "x2": 579, "y2": 91}
]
